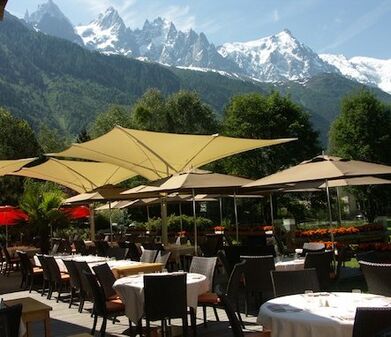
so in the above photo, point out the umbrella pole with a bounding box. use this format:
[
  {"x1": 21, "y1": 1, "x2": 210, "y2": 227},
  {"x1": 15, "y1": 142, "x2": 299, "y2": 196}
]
[
  {"x1": 234, "y1": 191, "x2": 239, "y2": 243},
  {"x1": 89, "y1": 203, "x2": 95, "y2": 241},
  {"x1": 336, "y1": 187, "x2": 342, "y2": 225},
  {"x1": 219, "y1": 197, "x2": 223, "y2": 226},
  {"x1": 161, "y1": 196, "x2": 168, "y2": 245},
  {"x1": 192, "y1": 189, "x2": 197, "y2": 255},
  {"x1": 5, "y1": 225, "x2": 8, "y2": 248},
  {"x1": 109, "y1": 201, "x2": 113, "y2": 244},
  {"x1": 269, "y1": 193, "x2": 274, "y2": 225},
  {"x1": 146, "y1": 206, "x2": 150, "y2": 221},
  {"x1": 179, "y1": 202, "x2": 183, "y2": 232},
  {"x1": 325, "y1": 180, "x2": 337, "y2": 270}
]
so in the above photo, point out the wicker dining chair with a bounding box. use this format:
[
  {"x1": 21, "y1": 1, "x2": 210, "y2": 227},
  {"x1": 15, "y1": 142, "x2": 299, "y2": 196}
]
[
  {"x1": 62, "y1": 260, "x2": 82, "y2": 308},
  {"x1": 304, "y1": 251, "x2": 333, "y2": 290},
  {"x1": 352, "y1": 307, "x2": 391, "y2": 337},
  {"x1": 271, "y1": 268, "x2": 320, "y2": 297},
  {"x1": 155, "y1": 251, "x2": 172, "y2": 269},
  {"x1": 17, "y1": 251, "x2": 43, "y2": 292},
  {"x1": 45, "y1": 255, "x2": 70, "y2": 302},
  {"x1": 74, "y1": 261, "x2": 93, "y2": 312},
  {"x1": 140, "y1": 249, "x2": 158, "y2": 263},
  {"x1": 92, "y1": 263, "x2": 119, "y2": 300},
  {"x1": 0, "y1": 303, "x2": 23, "y2": 337},
  {"x1": 359, "y1": 261, "x2": 391, "y2": 296}
]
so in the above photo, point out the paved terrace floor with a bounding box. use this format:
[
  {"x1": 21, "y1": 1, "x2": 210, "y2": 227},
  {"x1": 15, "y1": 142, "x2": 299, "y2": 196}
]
[{"x1": 0, "y1": 272, "x2": 261, "y2": 337}]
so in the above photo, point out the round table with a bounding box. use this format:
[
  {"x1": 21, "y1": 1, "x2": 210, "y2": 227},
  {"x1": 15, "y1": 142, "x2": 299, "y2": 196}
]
[
  {"x1": 275, "y1": 257, "x2": 305, "y2": 271},
  {"x1": 113, "y1": 272, "x2": 209, "y2": 323},
  {"x1": 258, "y1": 292, "x2": 391, "y2": 337}
]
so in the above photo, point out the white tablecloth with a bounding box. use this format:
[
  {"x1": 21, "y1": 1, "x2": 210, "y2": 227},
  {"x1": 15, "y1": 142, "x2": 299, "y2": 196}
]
[
  {"x1": 275, "y1": 257, "x2": 305, "y2": 271},
  {"x1": 113, "y1": 272, "x2": 209, "y2": 323},
  {"x1": 258, "y1": 292, "x2": 391, "y2": 337}
]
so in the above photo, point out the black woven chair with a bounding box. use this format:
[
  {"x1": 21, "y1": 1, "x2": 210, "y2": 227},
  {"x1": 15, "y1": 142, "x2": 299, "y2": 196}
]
[
  {"x1": 74, "y1": 240, "x2": 88, "y2": 255},
  {"x1": 271, "y1": 268, "x2": 320, "y2": 297},
  {"x1": 144, "y1": 273, "x2": 189, "y2": 337},
  {"x1": 92, "y1": 263, "x2": 118, "y2": 300},
  {"x1": 106, "y1": 247, "x2": 128, "y2": 260},
  {"x1": 16, "y1": 251, "x2": 28, "y2": 289},
  {"x1": 17, "y1": 251, "x2": 43, "y2": 292},
  {"x1": 220, "y1": 294, "x2": 270, "y2": 337},
  {"x1": 1, "y1": 246, "x2": 19, "y2": 276},
  {"x1": 200, "y1": 234, "x2": 224, "y2": 257},
  {"x1": 352, "y1": 307, "x2": 391, "y2": 337},
  {"x1": 359, "y1": 261, "x2": 391, "y2": 296},
  {"x1": 62, "y1": 259, "x2": 81, "y2": 308},
  {"x1": 45, "y1": 255, "x2": 70, "y2": 302},
  {"x1": 0, "y1": 303, "x2": 23, "y2": 337},
  {"x1": 74, "y1": 261, "x2": 93, "y2": 312},
  {"x1": 36, "y1": 254, "x2": 51, "y2": 297},
  {"x1": 83, "y1": 271, "x2": 125, "y2": 337},
  {"x1": 127, "y1": 242, "x2": 142, "y2": 261},
  {"x1": 240, "y1": 255, "x2": 275, "y2": 314},
  {"x1": 94, "y1": 241, "x2": 109, "y2": 257},
  {"x1": 304, "y1": 251, "x2": 333, "y2": 290},
  {"x1": 217, "y1": 249, "x2": 233, "y2": 276}
]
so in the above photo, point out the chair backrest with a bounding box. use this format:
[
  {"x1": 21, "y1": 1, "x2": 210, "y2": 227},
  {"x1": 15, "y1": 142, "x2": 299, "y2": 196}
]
[
  {"x1": 0, "y1": 303, "x2": 23, "y2": 337},
  {"x1": 142, "y1": 243, "x2": 163, "y2": 251},
  {"x1": 2, "y1": 246, "x2": 12, "y2": 262},
  {"x1": 304, "y1": 251, "x2": 333, "y2": 290},
  {"x1": 217, "y1": 249, "x2": 232, "y2": 276},
  {"x1": 17, "y1": 251, "x2": 33, "y2": 275},
  {"x1": 45, "y1": 256, "x2": 62, "y2": 283},
  {"x1": 144, "y1": 273, "x2": 187, "y2": 321},
  {"x1": 247, "y1": 245, "x2": 276, "y2": 257},
  {"x1": 94, "y1": 241, "x2": 109, "y2": 257},
  {"x1": 36, "y1": 254, "x2": 51, "y2": 281},
  {"x1": 140, "y1": 249, "x2": 158, "y2": 263},
  {"x1": 271, "y1": 268, "x2": 320, "y2": 297},
  {"x1": 62, "y1": 259, "x2": 81, "y2": 289},
  {"x1": 155, "y1": 251, "x2": 171, "y2": 268},
  {"x1": 74, "y1": 261, "x2": 93, "y2": 298},
  {"x1": 240, "y1": 255, "x2": 275, "y2": 295},
  {"x1": 226, "y1": 260, "x2": 246, "y2": 302},
  {"x1": 127, "y1": 242, "x2": 141, "y2": 261},
  {"x1": 74, "y1": 240, "x2": 87, "y2": 255},
  {"x1": 106, "y1": 247, "x2": 128, "y2": 260},
  {"x1": 92, "y1": 263, "x2": 117, "y2": 300},
  {"x1": 220, "y1": 294, "x2": 244, "y2": 337},
  {"x1": 359, "y1": 261, "x2": 391, "y2": 296},
  {"x1": 352, "y1": 307, "x2": 391, "y2": 337},
  {"x1": 200, "y1": 234, "x2": 224, "y2": 257},
  {"x1": 83, "y1": 271, "x2": 107, "y2": 316},
  {"x1": 59, "y1": 240, "x2": 73, "y2": 254},
  {"x1": 50, "y1": 242, "x2": 60, "y2": 255},
  {"x1": 189, "y1": 256, "x2": 217, "y2": 292}
]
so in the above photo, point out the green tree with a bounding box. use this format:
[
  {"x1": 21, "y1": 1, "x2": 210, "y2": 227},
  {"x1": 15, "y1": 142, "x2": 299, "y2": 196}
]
[
  {"x1": 131, "y1": 89, "x2": 219, "y2": 134},
  {"x1": 90, "y1": 105, "x2": 131, "y2": 138},
  {"x1": 19, "y1": 180, "x2": 69, "y2": 253},
  {"x1": 0, "y1": 108, "x2": 42, "y2": 204},
  {"x1": 75, "y1": 127, "x2": 91, "y2": 143},
  {"x1": 38, "y1": 125, "x2": 67, "y2": 153},
  {"x1": 329, "y1": 89, "x2": 391, "y2": 220},
  {"x1": 222, "y1": 92, "x2": 321, "y2": 179},
  {"x1": 329, "y1": 89, "x2": 391, "y2": 164}
]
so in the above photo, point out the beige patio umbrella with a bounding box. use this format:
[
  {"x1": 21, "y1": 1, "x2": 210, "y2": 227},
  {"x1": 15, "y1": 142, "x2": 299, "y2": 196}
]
[
  {"x1": 63, "y1": 185, "x2": 129, "y2": 242},
  {"x1": 49, "y1": 126, "x2": 296, "y2": 180},
  {"x1": 10, "y1": 158, "x2": 137, "y2": 193},
  {"x1": 122, "y1": 169, "x2": 253, "y2": 248},
  {"x1": 243, "y1": 155, "x2": 391, "y2": 247},
  {"x1": 0, "y1": 158, "x2": 37, "y2": 176}
]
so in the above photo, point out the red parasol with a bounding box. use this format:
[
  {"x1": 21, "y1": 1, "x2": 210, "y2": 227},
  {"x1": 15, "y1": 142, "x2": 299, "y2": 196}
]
[
  {"x1": 0, "y1": 205, "x2": 29, "y2": 246},
  {"x1": 60, "y1": 205, "x2": 90, "y2": 220}
]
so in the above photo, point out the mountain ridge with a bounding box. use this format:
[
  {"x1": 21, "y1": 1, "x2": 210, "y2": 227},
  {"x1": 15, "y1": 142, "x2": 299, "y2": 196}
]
[{"x1": 22, "y1": 1, "x2": 391, "y2": 94}]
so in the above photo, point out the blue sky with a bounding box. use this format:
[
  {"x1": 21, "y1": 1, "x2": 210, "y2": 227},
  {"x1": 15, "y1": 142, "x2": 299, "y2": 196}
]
[{"x1": 7, "y1": 0, "x2": 391, "y2": 59}]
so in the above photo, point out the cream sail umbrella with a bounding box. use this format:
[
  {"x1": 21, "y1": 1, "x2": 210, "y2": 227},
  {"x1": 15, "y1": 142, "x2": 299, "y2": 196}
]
[
  {"x1": 0, "y1": 158, "x2": 37, "y2": 176},
  {"x1": 122, "y1": 169, "x2": 253, "y2": 248},
  {"x1": 243, "y1": 155, "x2": 391, "y2": 248},
  {"x1": 49, "y1": 126, "x2": 296, "y2": 180}
]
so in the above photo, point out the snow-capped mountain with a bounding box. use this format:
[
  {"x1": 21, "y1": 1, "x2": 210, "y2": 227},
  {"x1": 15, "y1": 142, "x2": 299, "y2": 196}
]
[
  {"x1": 24, "y1": 0, "x2": 82, "y2": 45},
  {"x1": 320, "y1": 54, "x2": 391, "y2": 95},
  {"x1": 218, "y1": 29, "x2": 338, "y2": 82},
  {"x1": 25, "y1": 1, "x2": 391, "y2": 94}
]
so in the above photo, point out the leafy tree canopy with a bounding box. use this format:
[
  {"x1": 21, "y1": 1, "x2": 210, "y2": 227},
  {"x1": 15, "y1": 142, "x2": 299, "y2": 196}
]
[
  {"x1": 221, "y1": 92, "x2": 321, "y2": 179},
  {"x1": 329, "y1": 89, "x2": 391, "y2": 164},
  {"x1": 38, "y1": 125, "x2": 68, "y2": 153},
  {"x1": 131, "y1": 89, "x2": 219, "y2": 134}
]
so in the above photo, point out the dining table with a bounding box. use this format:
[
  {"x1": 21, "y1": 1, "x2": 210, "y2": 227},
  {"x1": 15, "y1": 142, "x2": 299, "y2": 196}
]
[
  {"x1": 274, "y1": 256, "x2": 305, "y2": 271},
  {"x1": 257, "y1": 292, "x2": 391, "y2": 337},
  {"x1": 113, "y1": 272, "x2": 209, "y2": 323}
]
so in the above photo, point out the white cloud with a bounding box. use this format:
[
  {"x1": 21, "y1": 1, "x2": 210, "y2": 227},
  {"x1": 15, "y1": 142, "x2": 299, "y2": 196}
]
[
  {"x1": 272, "y1": 9, "x2": 280, "y2": 22},
  {"x1": 159, "y1": 5, "x2": 195, "y2": 31},
  {"x1": 321, "y1": 1, "x2": 391, "y2": 52}
]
